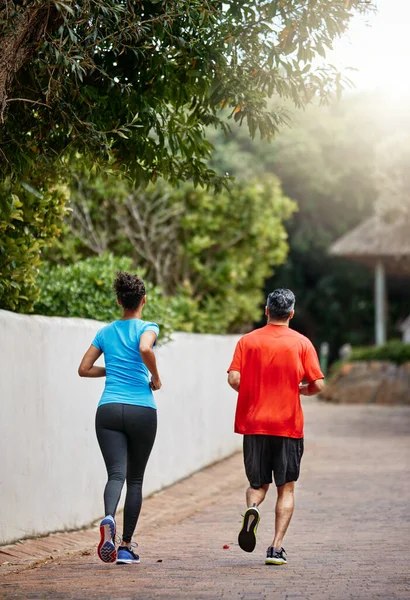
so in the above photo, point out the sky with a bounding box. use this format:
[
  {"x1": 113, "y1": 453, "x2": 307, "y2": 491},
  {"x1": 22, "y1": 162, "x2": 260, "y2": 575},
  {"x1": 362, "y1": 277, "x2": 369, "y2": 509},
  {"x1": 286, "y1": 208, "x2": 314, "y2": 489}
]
[{"x1": 328, "y1": 0, "x2": 410, "y2": 95}]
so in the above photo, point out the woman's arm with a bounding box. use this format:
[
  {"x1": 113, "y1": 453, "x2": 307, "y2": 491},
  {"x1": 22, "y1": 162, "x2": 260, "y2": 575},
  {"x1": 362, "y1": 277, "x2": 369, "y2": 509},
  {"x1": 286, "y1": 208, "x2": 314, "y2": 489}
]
[
  {"x1": 139, "y1": 331, "x2": 162, "y2": 391},
  {"x1": 78, "y1": 345, "x2": 106, "y2": 378}
]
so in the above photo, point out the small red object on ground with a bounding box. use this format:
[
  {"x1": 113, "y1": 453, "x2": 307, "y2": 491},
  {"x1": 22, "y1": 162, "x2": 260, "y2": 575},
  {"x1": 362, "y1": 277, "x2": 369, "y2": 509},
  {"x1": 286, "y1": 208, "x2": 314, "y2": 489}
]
[{"x1": 223, "y1": 544, "x2": 230, "y2": 549}]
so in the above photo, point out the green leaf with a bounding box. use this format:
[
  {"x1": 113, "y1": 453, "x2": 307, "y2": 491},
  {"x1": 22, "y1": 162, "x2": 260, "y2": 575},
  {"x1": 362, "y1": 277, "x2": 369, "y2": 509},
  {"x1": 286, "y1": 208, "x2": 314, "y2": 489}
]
[
  {"x1": 21, "y1": 182, "x2": 43, "y2": 199},
  {"x1": 56, "y1": 1, "x2": 75, "y2": 16}
]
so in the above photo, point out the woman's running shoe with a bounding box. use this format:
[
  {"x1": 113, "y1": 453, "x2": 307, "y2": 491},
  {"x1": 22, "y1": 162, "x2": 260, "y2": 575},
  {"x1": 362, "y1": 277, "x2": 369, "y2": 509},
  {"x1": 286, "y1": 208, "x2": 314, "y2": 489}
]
[
  {"x1": 238, "y1": 506, "x2": 260, "y2": 552},
  {"x1": 116, "y1": 543, "x2": 140, "y2": 565},
  {"x1": 265, "y1": 546, "x2": 287, "y2": 565},
  {"x1": 97, "y1": 515, "x2": 117, "y2": 563}
]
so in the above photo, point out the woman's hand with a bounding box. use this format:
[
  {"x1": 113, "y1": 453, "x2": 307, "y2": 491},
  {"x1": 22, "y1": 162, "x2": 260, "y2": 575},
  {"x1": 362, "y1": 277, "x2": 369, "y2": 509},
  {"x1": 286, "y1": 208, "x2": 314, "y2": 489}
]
[{"x1": 150, "y1": 376, "x2": 162, "y2": 391}]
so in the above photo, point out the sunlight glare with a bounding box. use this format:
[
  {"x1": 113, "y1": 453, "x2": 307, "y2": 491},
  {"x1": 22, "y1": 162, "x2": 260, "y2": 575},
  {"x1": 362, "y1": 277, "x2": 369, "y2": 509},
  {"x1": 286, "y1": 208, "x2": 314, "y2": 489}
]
[{"x1": 328, "y1": 0, "x2": 410, "y2": 99}]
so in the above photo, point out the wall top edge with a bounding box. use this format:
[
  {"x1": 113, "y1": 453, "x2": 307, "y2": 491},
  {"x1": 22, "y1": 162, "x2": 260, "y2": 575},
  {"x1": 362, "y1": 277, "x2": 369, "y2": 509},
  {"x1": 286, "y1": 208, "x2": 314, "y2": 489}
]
[{"x1": 0, "y1": 310, "x2": 242, "y2": 340}]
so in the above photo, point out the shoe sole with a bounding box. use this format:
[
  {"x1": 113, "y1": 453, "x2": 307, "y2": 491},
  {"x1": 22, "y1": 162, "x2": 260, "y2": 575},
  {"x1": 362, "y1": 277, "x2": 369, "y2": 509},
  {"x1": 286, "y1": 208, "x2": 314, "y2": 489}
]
[
  {"x1": 265, "y1": 558, "x2": 287, "y2": 565},
  {"x1": 97, "y1": 518, "x2": 117, "y2": 563},
  {"x1": 116, "y1": 559, "x2": 140, "y2": 564},
  {"x1": 238, "y1": 507, "x2": 260, "y2": 553}
]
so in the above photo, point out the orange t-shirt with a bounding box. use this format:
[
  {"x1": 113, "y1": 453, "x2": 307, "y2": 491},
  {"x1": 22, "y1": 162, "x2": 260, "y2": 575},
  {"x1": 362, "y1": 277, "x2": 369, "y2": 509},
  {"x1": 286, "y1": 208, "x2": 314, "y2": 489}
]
[{"x1": 228, "y1": 325, "x2": 324, "y2": 438}]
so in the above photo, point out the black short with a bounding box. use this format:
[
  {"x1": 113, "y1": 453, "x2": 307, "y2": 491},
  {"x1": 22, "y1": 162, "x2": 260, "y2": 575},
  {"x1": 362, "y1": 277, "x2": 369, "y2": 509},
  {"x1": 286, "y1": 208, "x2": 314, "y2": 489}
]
[{"x1": 243, "y1": 434, "x2": 304, "y2": 488}]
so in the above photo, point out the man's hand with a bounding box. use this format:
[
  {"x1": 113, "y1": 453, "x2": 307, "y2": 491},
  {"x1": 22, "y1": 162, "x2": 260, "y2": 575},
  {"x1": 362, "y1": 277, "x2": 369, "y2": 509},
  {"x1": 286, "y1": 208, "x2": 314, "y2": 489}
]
[
  {"x1": 228, "y1": 370, "x2": 241, "y2": 392},
  {"x1": 150, "y1": 376, "x2": 162, "y2": 391},
  {"x1": 299, "y1": 379, "x2": 324, "y2": 396}
]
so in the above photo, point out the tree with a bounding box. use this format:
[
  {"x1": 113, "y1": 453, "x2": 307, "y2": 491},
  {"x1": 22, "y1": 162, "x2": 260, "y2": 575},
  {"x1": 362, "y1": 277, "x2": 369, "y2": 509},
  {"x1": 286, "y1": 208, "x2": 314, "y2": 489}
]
[
  {"x1": 66, "y1": 174, "x2": 182, "y2": 289},
  {"x1": 1, "y1": 0, "x2": 369, "y2": 186},
  {"x1": 206, "y1": 94, "x2": 402, "y2": 354},
  {"x1": 1, "y1": 1, "x2": 371, "y2": 313},
  {"x1": 45, "y1": 172, "x2": 296, "y2": 332}
]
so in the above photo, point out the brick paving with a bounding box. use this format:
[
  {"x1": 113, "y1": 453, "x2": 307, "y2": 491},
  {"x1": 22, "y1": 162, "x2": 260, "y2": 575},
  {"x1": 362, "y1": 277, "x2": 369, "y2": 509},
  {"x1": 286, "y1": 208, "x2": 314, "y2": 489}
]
[{"x1": 1, "y1": 399, "x2": 410, "y2": 599}]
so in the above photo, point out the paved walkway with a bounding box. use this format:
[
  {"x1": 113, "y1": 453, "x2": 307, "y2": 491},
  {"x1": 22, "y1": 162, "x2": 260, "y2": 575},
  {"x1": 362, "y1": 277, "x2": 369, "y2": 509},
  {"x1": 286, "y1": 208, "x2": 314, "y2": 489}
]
[{"x1": 1, "y1": 399, "x2": 410, "y2": 599}]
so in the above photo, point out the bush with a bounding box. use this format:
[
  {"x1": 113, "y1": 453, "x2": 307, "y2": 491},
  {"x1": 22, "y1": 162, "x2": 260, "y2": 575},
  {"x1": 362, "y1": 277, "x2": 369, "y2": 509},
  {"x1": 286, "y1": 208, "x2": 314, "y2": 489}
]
[
  {"x1": 0, "y1": 178, "x2": 68, "y2": 311},
  {"x1": 33, "y1": 254, "x2": 177, "y2": 341},
  {"x1": 350, "y1": 340, "x2": 410, "y2": 365},
  {"x1": 53, "y1": 173, "x2": 296, "y2": 333}
]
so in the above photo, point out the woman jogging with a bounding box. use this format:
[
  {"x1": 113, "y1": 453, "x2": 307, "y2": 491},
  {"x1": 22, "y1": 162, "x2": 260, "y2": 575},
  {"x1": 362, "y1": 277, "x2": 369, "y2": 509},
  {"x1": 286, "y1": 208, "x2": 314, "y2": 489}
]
[{"x1": 78, "y1": 272, "x2": 161, "y2": 565}]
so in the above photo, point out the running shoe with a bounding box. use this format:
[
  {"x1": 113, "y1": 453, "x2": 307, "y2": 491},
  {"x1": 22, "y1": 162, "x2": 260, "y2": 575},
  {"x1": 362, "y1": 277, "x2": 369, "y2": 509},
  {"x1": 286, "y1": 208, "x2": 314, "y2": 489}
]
[
  {"x1": 265, "y1": 546, "x2": 287, "y2": 565},
  {"x1": 97, "y1": 515, "x2": 117, "y2": 563},
  {"x1": 116, "y1": 544, "x2": 140, "y2": 565},
  {"x1": 238, "y1": 506, "x2": 260, "y2": 553}
]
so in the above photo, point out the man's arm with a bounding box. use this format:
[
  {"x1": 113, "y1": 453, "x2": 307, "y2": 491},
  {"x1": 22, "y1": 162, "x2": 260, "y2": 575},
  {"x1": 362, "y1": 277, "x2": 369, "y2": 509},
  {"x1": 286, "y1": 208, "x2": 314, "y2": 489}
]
[
  {"x1": 299, "y1": 378, "x2": 325, "y2": 396},
  {"x1": 228, "y1": 370, "x2": 241, "y2": 392}
]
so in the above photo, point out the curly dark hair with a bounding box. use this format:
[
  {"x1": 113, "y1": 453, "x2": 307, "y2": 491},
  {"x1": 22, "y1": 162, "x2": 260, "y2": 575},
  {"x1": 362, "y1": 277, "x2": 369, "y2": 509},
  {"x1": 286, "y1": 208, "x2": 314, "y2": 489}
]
[{"x1": 113, "y1": 271, "x2": 146, "y2": 310}]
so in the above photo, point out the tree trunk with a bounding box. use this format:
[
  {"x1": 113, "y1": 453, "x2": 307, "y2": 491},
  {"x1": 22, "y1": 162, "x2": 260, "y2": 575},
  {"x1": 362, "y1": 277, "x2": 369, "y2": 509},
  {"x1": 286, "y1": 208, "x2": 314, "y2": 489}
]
[{"x1": 0, "y1": 2, "x2": 57, "y2": 123}]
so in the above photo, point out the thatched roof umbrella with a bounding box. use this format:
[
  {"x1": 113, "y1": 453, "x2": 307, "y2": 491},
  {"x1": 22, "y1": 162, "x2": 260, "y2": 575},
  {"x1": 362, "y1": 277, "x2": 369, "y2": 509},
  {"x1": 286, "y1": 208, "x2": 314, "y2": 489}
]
[{"x1": 329, "y1": 216, "x2": 410, "y2": 346}]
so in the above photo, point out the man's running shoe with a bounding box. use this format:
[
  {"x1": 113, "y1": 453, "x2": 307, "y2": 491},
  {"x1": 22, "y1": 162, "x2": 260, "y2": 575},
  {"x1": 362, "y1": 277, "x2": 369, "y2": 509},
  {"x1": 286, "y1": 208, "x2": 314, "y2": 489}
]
[
  {"x1": 238, "y1": 506, "x2": 260, "y2": 553},
  {"x1": 116, "y1": 544, "x2": 140, "y2": 565},
  {"x1": 265, "y1": 546, "x2": 287, "y2": 565},
  {"x1": 97, "y1": 515, "x2": 117, "y2": 563}
]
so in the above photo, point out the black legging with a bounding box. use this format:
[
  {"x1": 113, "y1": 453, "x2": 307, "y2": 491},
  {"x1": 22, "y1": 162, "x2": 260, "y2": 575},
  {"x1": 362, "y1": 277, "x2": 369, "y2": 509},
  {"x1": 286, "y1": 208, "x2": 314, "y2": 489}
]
[{"x1": 95, "y1": 403, "x2": 157, "y2": 543}]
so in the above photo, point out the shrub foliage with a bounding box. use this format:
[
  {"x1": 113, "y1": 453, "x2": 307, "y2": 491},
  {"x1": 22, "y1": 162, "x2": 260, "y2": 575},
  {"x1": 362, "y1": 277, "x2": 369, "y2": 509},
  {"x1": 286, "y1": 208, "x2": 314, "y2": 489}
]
[
  {"x1": 33, "y1": 254, "x2": 177, "y2": 340},
  {"x1": 48, "y1": 174, "x2": 296, "y2": 333},
  {"x1": 350, "y1": 341, "x2": 410, "y2": 366},
  {"x1": 0, "y1": 177, "x2": 68, "y2": 311}
]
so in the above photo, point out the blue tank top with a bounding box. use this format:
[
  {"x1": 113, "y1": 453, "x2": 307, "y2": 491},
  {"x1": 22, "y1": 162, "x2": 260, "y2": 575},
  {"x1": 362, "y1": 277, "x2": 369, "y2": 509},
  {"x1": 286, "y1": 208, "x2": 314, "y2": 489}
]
[{"x1": 92, "y1": 319, "x2": 159, "y2": 408}]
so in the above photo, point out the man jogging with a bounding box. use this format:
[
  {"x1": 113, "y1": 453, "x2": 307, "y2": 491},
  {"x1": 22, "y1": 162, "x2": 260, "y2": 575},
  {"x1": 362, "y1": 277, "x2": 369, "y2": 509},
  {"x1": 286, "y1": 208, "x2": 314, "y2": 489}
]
[{"x1": 227, "y1": 288, "x2": 324, "y2": 566}]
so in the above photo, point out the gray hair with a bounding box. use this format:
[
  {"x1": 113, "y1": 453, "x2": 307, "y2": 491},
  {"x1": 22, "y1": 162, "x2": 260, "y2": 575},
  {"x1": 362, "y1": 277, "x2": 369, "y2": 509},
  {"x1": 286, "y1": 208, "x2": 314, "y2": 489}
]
[{"x1": 267, "y1": 288, "x2": 295, "y2": 321}]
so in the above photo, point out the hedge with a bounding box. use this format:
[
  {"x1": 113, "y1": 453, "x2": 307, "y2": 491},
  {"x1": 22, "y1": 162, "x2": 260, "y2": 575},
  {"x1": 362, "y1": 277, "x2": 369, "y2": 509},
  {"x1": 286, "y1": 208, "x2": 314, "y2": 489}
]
[
  {"x1": 350, "y1": 340, "x2": 410, "y2": 365},
  {"x1": 33, "y1": 253, "x2": 178, "y2": 342}
]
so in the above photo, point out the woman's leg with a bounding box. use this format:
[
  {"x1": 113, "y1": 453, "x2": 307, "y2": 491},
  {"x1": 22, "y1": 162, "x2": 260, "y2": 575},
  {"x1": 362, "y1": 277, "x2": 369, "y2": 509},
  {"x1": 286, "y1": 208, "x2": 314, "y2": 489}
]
[
  {"x1": 122, "y1": 406, "x2": 157, "y2": 543},
  {"x1": 95, "y1": 404, "x2": 127, "y2": 517}
]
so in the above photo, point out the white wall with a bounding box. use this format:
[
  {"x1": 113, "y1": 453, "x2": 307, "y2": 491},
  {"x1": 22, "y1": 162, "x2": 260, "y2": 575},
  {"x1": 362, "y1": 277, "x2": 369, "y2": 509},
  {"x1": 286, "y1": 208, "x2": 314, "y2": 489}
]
[{"x1": 0, "y1": 310, "x2": 241, "y2": 545}]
